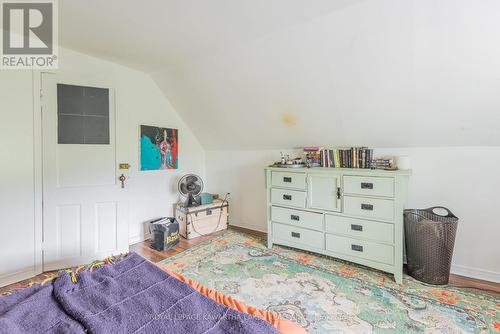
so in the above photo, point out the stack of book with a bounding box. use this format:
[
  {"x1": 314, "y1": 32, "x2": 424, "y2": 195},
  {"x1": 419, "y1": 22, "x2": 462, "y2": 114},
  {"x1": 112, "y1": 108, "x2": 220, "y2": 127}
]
[
  {"x1": 320, "y1": 149, "x2": 336, "y2": 168},
  {"x1": 303, "y1": 147, "x2": 374, "y2": 169},
  {"x1": 335, "y1": 147, "x2": 373, "y2": 168},
  {"x1": 370, "y1": 158, "x2": 394, "y2": 170},
  {"x1": 303, "y1": 147, "x2": 322, "y2": 167}
]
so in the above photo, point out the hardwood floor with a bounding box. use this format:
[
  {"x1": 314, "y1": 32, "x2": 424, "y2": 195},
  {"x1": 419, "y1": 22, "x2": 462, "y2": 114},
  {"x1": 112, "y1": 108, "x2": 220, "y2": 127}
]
[
  {"x1": 129, "y1": 229, "x2": 228, "y2": 262},
  {"x1": 1, "y1": 226, "x2": 499, "y2": 296},
  {"x1": 447, "y1": 273, "x2": 500, "y2": 294},
  {"x1": 129, "y1": 226, "x2": 265, "y2": 262}
]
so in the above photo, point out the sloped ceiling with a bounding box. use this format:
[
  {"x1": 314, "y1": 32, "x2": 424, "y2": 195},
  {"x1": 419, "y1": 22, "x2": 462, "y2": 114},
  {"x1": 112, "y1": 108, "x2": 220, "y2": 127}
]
[{"x1": 60, "y1": 0, "x2": 500, "y2": 149}]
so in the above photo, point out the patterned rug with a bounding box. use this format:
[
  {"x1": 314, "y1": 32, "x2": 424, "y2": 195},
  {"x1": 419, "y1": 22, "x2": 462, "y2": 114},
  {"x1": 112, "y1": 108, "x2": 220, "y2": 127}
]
[{"x1": 159, "y1": 229, "x2": 500, "y2": 334}]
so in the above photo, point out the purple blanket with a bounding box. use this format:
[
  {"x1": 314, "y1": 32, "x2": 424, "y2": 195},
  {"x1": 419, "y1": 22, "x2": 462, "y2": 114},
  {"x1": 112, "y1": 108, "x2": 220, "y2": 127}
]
[{"x1": 0, "y1": 252, "x2": 280, "y2": 334}]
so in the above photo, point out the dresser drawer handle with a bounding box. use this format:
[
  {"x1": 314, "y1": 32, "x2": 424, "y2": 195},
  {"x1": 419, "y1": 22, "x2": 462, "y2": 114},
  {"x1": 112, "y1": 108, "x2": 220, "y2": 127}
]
[
  {"x1": 361, "y1": 182, "x2": 373, "y2": 189},
  {"x1": 283, "y1": 194, "x2": 292, "y2": 201},
  {"x1": 351, "y1": 224, "x2": 363, "y2": 231},
  {"x1": 361, "y1": 204, "x2": 374, "y2": 211},
  {"x1": 283, "y1": 177, "x2": 292, "y2": 183},
  {"x1": 290, "y1": 215, "x2": 300, "y2": 221},
  {"x1": 351, "y1": 244, "x2": 363, "y2": 252},
  {"x1": 291, "y1": 232, "x2": 301, "y2": 238}
]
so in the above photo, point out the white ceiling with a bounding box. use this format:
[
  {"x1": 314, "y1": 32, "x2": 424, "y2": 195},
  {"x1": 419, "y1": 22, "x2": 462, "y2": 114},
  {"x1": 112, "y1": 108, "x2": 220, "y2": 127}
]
[{"x1": 60, "y1": 0, "x2": 500, "y2": 149}]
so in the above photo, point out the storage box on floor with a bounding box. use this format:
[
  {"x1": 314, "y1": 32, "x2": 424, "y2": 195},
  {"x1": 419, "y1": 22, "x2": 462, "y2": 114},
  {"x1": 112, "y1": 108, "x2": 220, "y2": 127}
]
[
  {"x1": 149, "y1": 217, "x2": 180, "y2": 251},
  {"x1": 175, "y1": 199, "x2": 229, "y2": 239}
]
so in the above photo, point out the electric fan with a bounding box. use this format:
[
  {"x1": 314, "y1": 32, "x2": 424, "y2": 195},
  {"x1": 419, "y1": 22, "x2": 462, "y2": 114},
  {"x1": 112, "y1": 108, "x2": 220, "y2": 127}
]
[{"x1": 178, "y1": 174, "x2": 204, "y2": 207}]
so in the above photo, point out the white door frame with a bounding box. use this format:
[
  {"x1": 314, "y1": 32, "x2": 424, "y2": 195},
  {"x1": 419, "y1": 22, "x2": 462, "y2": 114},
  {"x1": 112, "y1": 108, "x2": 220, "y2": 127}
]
[
  {"x1": 33, "y1": 70, "x2": 44, "y2": 277},
  {"x1": 35, "y1": 70, "x2": 127, "y2": 273},
  {"x1": 0, "y1": 69, "x2": 125, "y2": 286}
]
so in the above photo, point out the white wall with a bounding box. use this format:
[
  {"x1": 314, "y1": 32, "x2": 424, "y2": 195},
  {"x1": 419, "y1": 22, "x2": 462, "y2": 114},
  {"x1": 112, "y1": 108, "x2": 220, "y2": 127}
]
[
  {"x1": 0, "y1": 71, "x2": 38, "y2": 284},
  {"x1": 0, "y1": 47, "x2": 205, "y2": 286},
  {"x1": 153, "y1": 0, "x2": 500, "y2": 150},
  {"x1": 206, "y1": 147, "x2": 500, "y2": 283},
  {"x1": 205, "y1": 150, "x2": 298, "y2": 232}
]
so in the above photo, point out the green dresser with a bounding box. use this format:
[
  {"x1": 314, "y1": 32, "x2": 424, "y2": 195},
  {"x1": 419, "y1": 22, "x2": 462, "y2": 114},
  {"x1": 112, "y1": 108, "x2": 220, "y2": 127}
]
[{"x1": 265, "y1": 167, "x2": 411, "y2": 283}]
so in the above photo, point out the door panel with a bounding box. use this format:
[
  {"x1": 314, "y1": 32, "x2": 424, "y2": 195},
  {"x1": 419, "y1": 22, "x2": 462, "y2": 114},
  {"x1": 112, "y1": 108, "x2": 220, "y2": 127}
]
[
  {"x1": 42, "y1": 73, "x2": 128, "y2": 271},
  {"x1": 96, "y1": 202, "x2": 118, "y2": 252},
  {"x1": 56, "y1": 204, "x2": 82, "y2": 258},
  {"x1": 307, "y1": 174, "x2": 341, "y2": 212},
  {"x1": 56, "y1": 145, "x2": 116, "y2": 187}
]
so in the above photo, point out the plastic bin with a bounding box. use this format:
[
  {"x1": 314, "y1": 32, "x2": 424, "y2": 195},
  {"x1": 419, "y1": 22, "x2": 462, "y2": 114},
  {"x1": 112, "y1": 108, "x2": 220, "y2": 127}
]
[{"x1": 404, "y1": 207, "x2": 458, "y2": 285}]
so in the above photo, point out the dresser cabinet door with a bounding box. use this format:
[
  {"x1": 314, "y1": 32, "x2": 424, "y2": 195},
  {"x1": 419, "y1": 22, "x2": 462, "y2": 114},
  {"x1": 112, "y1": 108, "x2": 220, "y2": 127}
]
[{"x1": 307, "y1": 174, "x2": 341, "y2": 212}]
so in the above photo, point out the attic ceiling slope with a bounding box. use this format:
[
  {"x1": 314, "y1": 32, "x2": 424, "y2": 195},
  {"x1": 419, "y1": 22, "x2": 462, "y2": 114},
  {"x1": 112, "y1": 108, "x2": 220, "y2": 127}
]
[
  {"x1": 153, "y1": 0, "x2": 500, "y2": 150},
  {"x1": 60, "y1": 0, "x2": 500, "y2": 150},
  {"x1": 59, "y1": 0, "x2": 362, "y2": 72}
]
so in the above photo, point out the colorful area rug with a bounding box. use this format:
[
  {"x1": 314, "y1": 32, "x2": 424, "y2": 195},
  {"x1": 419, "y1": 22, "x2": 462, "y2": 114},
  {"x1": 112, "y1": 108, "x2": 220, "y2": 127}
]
[{"x1": 159, "y1": 229, "x2": 500, "y2": 334}]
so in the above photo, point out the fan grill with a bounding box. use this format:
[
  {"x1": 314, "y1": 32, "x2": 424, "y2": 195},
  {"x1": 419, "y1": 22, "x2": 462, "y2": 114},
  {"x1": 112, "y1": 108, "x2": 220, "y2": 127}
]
[{"x1": 178, "y1": 174, "x2": 204, "y2": 207}]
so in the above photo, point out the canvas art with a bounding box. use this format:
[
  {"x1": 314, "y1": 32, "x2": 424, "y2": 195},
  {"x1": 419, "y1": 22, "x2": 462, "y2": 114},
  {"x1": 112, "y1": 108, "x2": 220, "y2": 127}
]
[{"x1": 140, "y1": 125, "x2": 178, "y2": 170}]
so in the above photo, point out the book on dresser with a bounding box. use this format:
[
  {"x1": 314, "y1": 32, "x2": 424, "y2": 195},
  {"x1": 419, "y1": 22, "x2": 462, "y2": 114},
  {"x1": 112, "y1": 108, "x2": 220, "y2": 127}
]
[
  {"x1": 265, "y1": 167, "x2": 411, "y2": 284},
  {"x1": 305, "y1": 147, "x2": 375, "y2": 169}
]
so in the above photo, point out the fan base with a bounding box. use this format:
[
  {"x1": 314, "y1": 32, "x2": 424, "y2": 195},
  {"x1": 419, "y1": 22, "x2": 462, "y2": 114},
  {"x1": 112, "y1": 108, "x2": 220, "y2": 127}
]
[{"x1": 183, "y1": 193, "x2": 200, "y2": 208}]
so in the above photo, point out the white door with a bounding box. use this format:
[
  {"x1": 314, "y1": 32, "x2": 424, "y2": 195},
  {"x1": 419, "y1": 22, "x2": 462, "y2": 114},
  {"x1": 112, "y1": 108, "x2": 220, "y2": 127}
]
[{"x1": 41, "y1": 72, "x2": 128, "y2": 271}]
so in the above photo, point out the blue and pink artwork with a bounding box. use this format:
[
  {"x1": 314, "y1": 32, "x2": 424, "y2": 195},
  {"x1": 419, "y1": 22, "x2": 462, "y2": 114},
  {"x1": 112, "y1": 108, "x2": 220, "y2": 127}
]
[{"x1": 140, "y1": 125, "x2": 178, "y2": 171}]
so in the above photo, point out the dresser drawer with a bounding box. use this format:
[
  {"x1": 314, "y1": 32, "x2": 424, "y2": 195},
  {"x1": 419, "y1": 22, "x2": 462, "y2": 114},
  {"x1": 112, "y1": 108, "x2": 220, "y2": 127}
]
[
  {"x1": 343, "y1": 196, "x2": 394, "y2": 221},
  {"x1": 325, "y1": 214, "x2": 394, "y2": 244},
  {"x1": 271, "y1": 188, "x2": 306, "y2": 208},
  {"x1": 271, "y1": 172, "x2": 306, "y2": 190},
  {"x1": 271, "y1": 206, "x2": 323, "y2": 231},
  {"x1": 273, "y1": 223, "x2": 324, "y2": 250},
  {"x1": 326, "y1": 234, "x2": 394, "y2": 265},
  {"x1": 343, "y1": 176, "x2": 394, "y2": 198}
]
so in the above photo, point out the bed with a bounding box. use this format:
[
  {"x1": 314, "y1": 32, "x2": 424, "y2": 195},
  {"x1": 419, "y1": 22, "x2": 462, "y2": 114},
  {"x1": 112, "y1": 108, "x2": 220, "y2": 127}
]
[{"x1": 0, "y1": 252, "x2": 305, "y2": 334}]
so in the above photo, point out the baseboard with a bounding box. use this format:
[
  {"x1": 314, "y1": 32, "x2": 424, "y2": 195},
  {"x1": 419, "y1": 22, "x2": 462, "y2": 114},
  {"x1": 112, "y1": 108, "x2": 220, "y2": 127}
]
[
  {"x1": 129, "y1": 235, "x2": 143, "y2": 245},
  {"x1": 0, "y1": 268, "x2": 36, "y2": 288},
  {"x1": 229, "y1": 223, "x2": 267, "y2": 234},
  {"x1": 451, "y1": 264, "x2": 500, "y2": 283}
]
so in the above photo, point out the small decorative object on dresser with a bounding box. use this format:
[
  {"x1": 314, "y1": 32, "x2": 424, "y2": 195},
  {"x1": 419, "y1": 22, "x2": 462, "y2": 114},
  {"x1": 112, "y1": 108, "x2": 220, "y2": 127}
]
[
  {"x1": 265, "y1": 167, "x2": 411, "y2": 283},
  {"x1": 176, "y1": 199, "x2": 229, "y2": 239}
]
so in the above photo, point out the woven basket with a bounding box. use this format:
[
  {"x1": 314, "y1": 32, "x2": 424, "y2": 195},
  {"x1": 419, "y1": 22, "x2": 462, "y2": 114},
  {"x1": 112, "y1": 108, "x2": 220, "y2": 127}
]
[{"x1": 404, "y1": 207, "x2": 458, "y2": 285}]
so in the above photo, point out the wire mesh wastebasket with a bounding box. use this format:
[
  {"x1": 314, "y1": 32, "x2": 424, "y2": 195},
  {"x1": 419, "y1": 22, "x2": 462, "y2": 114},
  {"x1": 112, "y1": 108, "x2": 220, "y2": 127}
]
[{"x1": 404, "y1": 207, "x2": 458, "y2": 285}]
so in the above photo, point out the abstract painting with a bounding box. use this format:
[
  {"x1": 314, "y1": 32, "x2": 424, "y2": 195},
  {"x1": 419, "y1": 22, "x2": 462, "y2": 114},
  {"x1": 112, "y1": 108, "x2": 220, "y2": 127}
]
[{"x1": 140, "y1": 125, "x2": 178, "y2": 170}]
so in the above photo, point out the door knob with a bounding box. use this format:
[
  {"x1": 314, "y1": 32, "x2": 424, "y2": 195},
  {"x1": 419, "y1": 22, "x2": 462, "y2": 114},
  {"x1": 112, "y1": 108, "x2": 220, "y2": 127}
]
[{"x1": 118, "y1": 174, "x2": 126, "y2": 188}]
